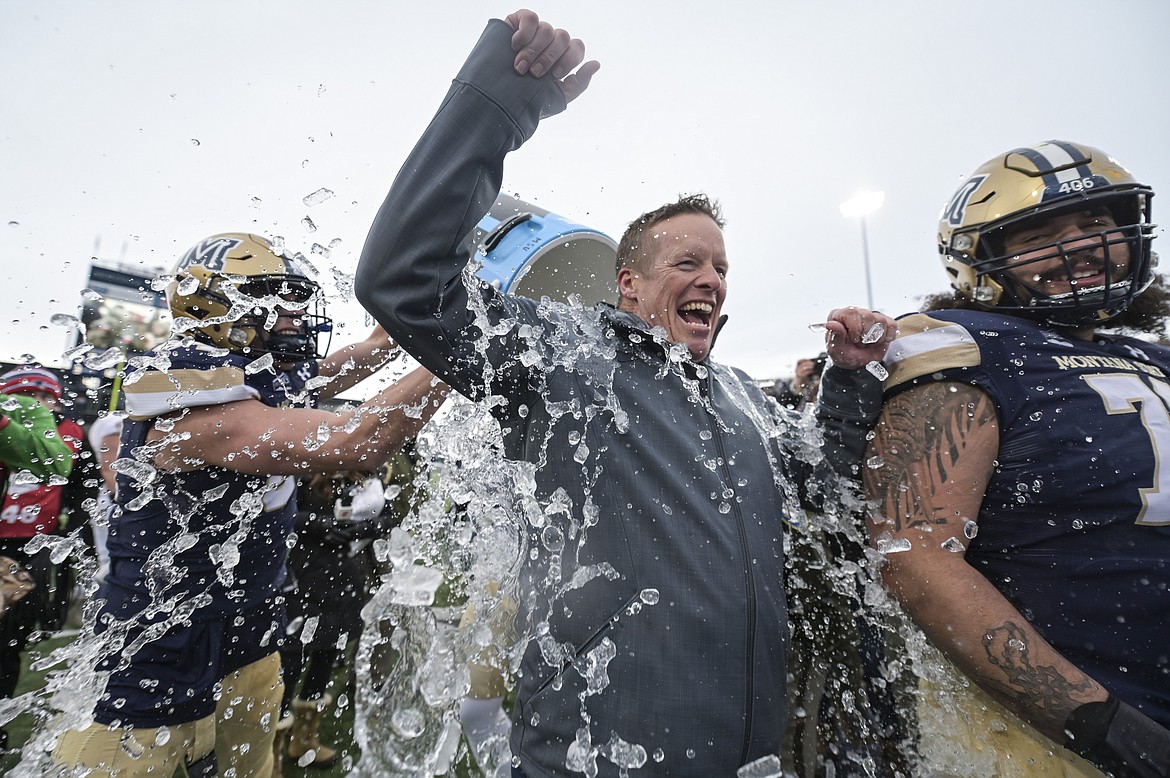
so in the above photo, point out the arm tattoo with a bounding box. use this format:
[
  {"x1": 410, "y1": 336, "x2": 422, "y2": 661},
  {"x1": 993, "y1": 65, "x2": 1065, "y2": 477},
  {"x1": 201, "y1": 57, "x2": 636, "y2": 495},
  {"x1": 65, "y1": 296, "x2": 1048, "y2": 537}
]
[
  {"x1": 865, "y1": 382, "x2": 996, "y2": 533},
  {"x1": 982, "y1": 620, "x2": 1094, "y2": 731}
]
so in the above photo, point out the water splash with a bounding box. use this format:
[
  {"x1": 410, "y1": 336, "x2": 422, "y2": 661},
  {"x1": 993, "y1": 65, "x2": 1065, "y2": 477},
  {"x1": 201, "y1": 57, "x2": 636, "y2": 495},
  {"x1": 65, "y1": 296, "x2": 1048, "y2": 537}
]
[
  {"x1": 15, "y1": 262, "x2": 977, "y2": 778},
  {"x1": 177, "y1": 274, "x2": 199, "y2": 296},
  {"x1": 61, "y1": 342, "x2": 94, "y2": 361},
  {"x1": 83, "y1": 347, "x2": 125, "y2": 370}
]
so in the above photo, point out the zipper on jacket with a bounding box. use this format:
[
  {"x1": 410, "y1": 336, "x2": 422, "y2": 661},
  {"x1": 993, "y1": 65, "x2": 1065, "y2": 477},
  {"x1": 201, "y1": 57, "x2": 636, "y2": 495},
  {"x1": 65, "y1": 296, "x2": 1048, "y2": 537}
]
[
  {"x1": 523, "y1": 589, "x2": 644, "y2": 706},
  {"x1": 703, "y1": 372, "x2": 758, "y2": 767}
]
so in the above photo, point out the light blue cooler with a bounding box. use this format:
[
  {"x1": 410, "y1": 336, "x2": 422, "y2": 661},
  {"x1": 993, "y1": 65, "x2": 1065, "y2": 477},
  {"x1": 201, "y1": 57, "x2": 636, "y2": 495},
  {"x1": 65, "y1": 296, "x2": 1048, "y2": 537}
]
[{"x1": 470, "y1": 194, "x2": 617, "y2": 306}]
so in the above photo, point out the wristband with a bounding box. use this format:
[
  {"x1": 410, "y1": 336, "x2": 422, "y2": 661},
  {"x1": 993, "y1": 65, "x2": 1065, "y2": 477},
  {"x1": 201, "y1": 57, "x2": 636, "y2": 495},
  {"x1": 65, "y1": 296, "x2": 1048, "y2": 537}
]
[{"x1": 1065, "y1": 695, "x2": 1170, "y2": 778}]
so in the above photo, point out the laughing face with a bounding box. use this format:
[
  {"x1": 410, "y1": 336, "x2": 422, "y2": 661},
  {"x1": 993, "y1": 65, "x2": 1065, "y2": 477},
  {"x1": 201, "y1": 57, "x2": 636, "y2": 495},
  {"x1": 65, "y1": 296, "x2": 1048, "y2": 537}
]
[
  {"x1": 998, "y1": 208, "x2": 1132, "y2": 302},
  {"x1": 616, "y1": 212, "x2": 728, "y2": 362}
]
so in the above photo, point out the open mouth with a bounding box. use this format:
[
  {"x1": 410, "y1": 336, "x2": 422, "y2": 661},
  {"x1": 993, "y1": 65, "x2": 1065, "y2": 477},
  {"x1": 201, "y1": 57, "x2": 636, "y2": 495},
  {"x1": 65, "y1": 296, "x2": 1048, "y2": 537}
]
[
  {"x1": 1032, "y1": 261, "x2": 1111, "y2": 291},
  {"x1": 678, "y1": 301, "x2": 714, "y2": 328}
]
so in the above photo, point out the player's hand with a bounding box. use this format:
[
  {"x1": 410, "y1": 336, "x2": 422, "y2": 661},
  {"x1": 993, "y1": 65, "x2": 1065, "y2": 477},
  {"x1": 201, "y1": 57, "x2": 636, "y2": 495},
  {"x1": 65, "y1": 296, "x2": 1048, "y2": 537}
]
[
  {"x1": 366, "y1": 323, "x2": 398, "y2": 356},
  {"x1": 821, "y1": 307, "x2": 897, "y2": 371},
  {"x1": 504, "y1": 9, "x2": 599, "y2": 103}
]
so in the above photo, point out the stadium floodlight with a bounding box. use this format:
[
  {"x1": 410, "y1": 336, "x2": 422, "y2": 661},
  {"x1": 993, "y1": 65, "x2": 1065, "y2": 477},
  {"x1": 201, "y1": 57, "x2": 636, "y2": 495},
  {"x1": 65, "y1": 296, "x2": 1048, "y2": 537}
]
[{"x1": 839, "y1": 191, "x2": 885, "y2": 310}]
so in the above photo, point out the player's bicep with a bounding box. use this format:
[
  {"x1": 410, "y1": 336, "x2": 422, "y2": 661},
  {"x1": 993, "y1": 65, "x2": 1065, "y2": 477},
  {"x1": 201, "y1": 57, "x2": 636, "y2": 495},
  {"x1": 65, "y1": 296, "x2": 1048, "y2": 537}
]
[{"x1": 864, "y1": 381, "x2": 999, "y2": 555}]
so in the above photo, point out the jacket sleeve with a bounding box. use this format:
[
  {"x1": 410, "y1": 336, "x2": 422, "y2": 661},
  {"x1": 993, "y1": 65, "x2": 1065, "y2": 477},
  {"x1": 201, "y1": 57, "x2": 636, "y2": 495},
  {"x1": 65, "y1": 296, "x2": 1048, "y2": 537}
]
[
  {"x1": 814, "y1": 365, "x2": 883, "y2": 479},
  {"x1": 0, "y1": 395, "x2": 74, "y2": 481},
  {"x1": 354, "y1": 19, "x2": 567, "y2": 405}
]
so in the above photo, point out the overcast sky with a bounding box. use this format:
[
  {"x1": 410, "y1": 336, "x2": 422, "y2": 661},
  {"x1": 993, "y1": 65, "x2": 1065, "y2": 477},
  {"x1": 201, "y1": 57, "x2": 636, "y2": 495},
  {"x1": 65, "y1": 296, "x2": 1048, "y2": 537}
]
[{"x1": 3, "y1": 0, "x2": 1168, "y2": 387}]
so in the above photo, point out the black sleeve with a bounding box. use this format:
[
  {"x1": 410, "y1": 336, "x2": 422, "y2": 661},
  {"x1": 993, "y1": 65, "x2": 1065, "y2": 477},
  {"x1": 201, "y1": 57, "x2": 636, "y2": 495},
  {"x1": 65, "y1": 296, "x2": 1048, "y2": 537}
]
[
  {"x1": 814, "y1": 365, "x2": 883, "y2": 479},
  {"x1": 1065, "y1": 696, "x2": 1170, "y2": 778},
  {"x1": 354, "y1": 19, "x2": 567, "y2": 410}
]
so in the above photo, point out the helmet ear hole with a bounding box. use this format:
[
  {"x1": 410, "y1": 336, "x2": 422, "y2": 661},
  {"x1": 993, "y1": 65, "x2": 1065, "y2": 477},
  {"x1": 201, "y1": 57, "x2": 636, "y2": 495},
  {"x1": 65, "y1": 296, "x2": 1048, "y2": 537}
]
[
  {"x1": 228, "y1": 327, "x2": 252, "y2": 347},
  {"x1": 973, "y1": 286, "x2": 997, "y2": 303}
]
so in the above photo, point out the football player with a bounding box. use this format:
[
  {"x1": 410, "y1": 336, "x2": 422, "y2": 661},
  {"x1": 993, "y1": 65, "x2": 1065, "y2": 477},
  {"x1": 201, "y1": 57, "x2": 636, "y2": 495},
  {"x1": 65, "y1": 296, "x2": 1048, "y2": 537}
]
[
  {"x1": 865, "y1": 141, "x2": 1170, "y2": 776},
  {"x1": 49, "y1": 233, "x2": 445, "y2": 777}
]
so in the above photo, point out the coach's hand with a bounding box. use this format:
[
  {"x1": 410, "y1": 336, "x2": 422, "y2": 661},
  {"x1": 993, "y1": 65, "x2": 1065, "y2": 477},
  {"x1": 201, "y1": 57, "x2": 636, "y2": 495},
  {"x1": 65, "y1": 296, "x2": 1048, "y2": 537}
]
[{"x1": 505, "y1": 9, "x2": 599, "y2": 103}]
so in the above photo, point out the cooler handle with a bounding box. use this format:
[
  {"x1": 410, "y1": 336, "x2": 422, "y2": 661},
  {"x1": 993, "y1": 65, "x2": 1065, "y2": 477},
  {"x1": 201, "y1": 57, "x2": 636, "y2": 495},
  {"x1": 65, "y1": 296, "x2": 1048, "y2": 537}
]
[{"x1": 481, "y1": 211, "x2": 533, "y2": 254}]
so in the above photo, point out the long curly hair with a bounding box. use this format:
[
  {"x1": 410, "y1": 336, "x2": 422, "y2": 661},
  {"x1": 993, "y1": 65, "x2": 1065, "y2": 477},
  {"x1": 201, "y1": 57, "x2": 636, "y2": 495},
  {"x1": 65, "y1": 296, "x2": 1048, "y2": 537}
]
[{"x1": 919, "y1": 274, "x2": 1170, "y2": 342}]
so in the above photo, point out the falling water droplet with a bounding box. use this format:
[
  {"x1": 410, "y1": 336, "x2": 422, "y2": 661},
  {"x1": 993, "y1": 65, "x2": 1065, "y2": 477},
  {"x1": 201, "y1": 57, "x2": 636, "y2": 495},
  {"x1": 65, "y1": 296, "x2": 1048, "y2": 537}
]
[
  {"x1": 941, "y1": 537, "x2": 965, "y2": 553},
  {"x1": 861, "y1": 322, "x2": 886, "y2": 344},
  {"x1": 177, "y1": 275, "x2": 199, "y2": 295},
  {"x1": 303, "y1": 187, "x2": 335, "y2": 206},
  {"x1": 865, "y1": 361, "x2": 889, "y2": 380},
  {"x1": 737, "y1": 753, "x2": 783, "y2": 777},
  {"x1": 876, "y1": 536, "x2": 912, "y2": 554}
]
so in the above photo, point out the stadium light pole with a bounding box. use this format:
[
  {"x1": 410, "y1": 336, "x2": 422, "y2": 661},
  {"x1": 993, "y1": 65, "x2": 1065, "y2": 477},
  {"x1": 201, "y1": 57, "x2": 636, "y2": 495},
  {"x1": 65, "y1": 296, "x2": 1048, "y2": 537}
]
[{"x1": 839, "y1": 191, "x2": 885, "y2": 310}]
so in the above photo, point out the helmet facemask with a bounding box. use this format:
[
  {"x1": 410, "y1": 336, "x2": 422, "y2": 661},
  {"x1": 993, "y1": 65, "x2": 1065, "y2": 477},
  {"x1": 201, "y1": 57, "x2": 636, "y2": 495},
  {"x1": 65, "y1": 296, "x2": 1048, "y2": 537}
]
[
  {"x1": 222, "y1": 274, "x2": 332, "y2": 362},
  {"x1": 969, "y1": 196, "x2": 1156, "y2": 327}
]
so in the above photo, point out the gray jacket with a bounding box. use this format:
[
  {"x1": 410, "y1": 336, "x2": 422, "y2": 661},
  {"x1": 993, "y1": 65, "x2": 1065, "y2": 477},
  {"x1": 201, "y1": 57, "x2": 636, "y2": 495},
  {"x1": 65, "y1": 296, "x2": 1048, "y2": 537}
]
[{"x1": 356, "y1": 19, "x2": 881, "y2": 778}]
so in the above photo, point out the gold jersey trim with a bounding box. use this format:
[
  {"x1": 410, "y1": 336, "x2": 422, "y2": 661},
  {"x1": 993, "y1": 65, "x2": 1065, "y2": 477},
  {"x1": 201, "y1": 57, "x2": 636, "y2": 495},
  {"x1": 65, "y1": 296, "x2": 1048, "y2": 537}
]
[
  {"x1": 124, "y1": 365, "x2": 259, "y2": 421},
  {"x1": 883, "y1": 313, "x2": 982, "y2": 390}
]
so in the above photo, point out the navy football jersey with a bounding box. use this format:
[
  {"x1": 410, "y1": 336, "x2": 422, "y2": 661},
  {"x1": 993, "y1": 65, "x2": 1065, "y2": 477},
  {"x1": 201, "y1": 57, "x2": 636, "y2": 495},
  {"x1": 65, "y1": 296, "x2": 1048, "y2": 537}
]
[
  {"x1": 883, "y1": 309, "x2": 1170, "y2": 727},
  {"x1": 102, "y1": 343, "x2": 318, "y2": 621}
]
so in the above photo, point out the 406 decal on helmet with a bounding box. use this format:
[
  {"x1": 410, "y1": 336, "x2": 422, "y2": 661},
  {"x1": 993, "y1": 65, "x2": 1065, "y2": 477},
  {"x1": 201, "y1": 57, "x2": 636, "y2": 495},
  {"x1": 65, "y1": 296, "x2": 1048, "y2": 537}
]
[
  {"x1": 938, "y1": 140, "x2": 1157, "y2": 327},
  {"x1": 166, "y1": 233, "x2": 333, "y2": 361}
]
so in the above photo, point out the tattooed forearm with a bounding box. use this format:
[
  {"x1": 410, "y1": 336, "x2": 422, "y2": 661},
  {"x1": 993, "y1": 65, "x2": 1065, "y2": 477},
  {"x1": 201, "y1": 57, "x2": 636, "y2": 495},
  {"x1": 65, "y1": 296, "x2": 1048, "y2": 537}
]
[
  {"x1": 864, "y1": 382, "x2": 997, "y2": 533},
  {"x1": 980, "y1": 620, "x2": 1095, "y2": 732},
  {"x1": 862, "y1": 382, "x2": 1111, "y2": 742}
]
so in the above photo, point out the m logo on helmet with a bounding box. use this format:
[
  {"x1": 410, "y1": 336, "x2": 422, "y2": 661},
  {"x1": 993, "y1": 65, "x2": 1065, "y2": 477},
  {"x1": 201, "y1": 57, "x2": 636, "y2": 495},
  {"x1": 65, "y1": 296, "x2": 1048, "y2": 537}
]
[
  {"x1": 178, "y1": 236, "x2": 243, "y2": 273},
  {"x1": 943, "y1": 175, "x2": 988, "y2": 228}
]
